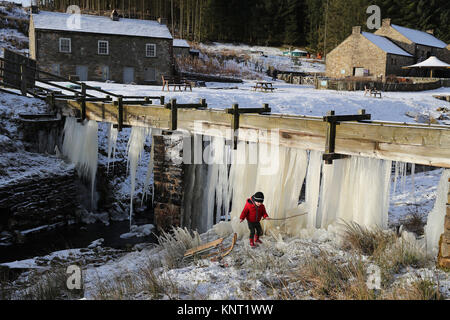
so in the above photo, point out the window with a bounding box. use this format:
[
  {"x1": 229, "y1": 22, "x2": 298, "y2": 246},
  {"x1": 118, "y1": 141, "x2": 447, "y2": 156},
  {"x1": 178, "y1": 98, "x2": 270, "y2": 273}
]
[
  {"x1": 146, "y1": 44, "x2": 156, "y2": 57},
  {"x1": 98, "y1": 40, "x2": 109, "y2": 55},
  {"x1": 59, "y1": 38, "x2": 71, "y2": 53},
  {"x1": 144, "y1": 67, "x2": 156, "y2": 81}
]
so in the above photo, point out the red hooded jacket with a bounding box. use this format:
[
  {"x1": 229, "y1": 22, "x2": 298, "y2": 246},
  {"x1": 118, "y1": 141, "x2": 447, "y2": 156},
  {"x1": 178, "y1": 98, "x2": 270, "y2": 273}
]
[{"x1": 240, "y1": 198, "x2": 269, "y2": 223}]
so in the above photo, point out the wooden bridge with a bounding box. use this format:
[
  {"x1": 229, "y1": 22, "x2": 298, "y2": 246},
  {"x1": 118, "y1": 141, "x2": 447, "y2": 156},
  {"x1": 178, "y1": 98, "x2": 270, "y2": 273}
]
[{"x1": 52, "y1": 97, "x2": 450, "y2": 168}]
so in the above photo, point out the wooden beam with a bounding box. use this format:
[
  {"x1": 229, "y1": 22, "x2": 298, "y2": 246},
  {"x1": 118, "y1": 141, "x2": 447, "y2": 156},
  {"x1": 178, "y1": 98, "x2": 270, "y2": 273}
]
[{"x1": 55, "y1": 99, "x2": 450, "y2": 168}]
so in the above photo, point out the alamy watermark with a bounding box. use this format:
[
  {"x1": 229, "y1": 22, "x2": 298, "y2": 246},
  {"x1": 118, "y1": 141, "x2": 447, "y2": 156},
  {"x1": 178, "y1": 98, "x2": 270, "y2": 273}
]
[
  {"x1": 66, "y1": 265, "x2": 83, "y2": 290},
  {"x1": 367, "y1": 5, "x2": 381, "y2": 30},
  {"x1": 66, "y1": 5, "x2": 82, "y2": 30}
]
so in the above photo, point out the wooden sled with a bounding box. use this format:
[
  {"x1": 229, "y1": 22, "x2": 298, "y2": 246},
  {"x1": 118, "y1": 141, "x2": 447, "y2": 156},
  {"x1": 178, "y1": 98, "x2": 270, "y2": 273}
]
[
  {"x1": 183, "y1": 233, "x2": 237, "y2": 261},
  {"x1": 203, "y1": 233, "x2": 238, "y2": 261},
  {"x1": 183, "y1": 237, "x2": 224, "y2": 258}
]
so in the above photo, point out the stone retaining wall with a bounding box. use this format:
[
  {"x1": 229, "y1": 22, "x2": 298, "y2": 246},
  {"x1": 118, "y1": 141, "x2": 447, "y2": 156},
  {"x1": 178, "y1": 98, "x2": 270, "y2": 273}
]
[
  {"x1": 152, "y1": 132, "x2": 184, "y2": 232},
  {"x1": 438, "y1": 179, "x2": 450, "y2": 269},
  {"x1": 0, "y1": 170, "x2": 80, "y2": 243}
]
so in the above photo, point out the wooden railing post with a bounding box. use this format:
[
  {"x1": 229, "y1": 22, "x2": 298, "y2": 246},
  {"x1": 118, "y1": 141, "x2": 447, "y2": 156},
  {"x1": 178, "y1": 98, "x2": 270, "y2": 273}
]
[
  {"x1": 200, "y1": 98, "x2": 207, "y2": 109},
  {"x1": 20, "y1": 63, "x2": 27, "y2": 96},
  {"x1": 160, "y1": 96, "x2": 165, "y2": 105},
  {"x1": 232, "y1": 103, "x2": 239, "y2": 150},
  {"x1": 118, "y1": 95, "x2": 123, "y2": 132},
  {"x1": 170, "y1": 98, "x2": 178, "y2": 131},
  {"x1": 81, "y1": 83, "x2": 87, "y2": 121}
]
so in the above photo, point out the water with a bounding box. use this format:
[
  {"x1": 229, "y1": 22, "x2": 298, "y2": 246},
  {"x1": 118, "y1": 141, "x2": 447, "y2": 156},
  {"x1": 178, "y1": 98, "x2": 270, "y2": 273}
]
[{"x1": 0, "y1": 221, "x2": 158, "y2": 264}]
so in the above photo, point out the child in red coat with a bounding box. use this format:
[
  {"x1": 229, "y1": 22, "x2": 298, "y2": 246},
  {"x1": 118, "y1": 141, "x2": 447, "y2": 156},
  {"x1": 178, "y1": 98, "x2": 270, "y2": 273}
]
[{"x1": 240, "y1": 192, "x2": 271, "y2": 247}]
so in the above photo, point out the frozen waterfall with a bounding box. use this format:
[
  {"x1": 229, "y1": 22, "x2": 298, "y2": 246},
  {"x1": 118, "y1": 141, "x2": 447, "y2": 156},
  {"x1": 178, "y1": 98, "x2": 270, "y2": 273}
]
[{"x1": 62, "y1": 117, "x2": 98, "y2": 209}]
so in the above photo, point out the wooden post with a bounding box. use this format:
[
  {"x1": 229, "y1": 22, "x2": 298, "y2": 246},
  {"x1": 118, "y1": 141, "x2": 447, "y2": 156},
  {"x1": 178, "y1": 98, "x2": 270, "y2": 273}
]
[
  {"x1": 81, "y1": 83, "x2": 87, "y2": 121},
  {"x1": 160, "y1": 96, "x2": 165, "y2": 105},
  {"x1": 118, "y1": 96, "x2": 123, "y2": 132},
  {"x1": 200, "y1": 98, "x2": 207, "y2": 109},
  {"x1": 20, "y1": 63, "x2": 27, "y2": 96},
  {"x1": 324, "y1": 110, "x2": 336, "y2": 164},
  {"x1": 145, "y1": 97, "x2": 150, "y2": 104},
  {"x1": 170, "y1": 98, "x2": 178, "y2": 131},
  {"x1": 232, "y1": 103, "x2": 239, "y2": 150},
  {"x1": 263, "y1": 103, "x2": 270, "y2": 113}
]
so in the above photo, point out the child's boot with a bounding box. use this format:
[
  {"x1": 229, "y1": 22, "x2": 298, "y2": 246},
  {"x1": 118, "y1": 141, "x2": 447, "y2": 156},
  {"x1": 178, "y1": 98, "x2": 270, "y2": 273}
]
[
  {"x1": 249, "y1": 238, "x2": 256, "y2": 247},
  {"x1": 255, "y1": 235, "x2": 262, "y2": 244}
]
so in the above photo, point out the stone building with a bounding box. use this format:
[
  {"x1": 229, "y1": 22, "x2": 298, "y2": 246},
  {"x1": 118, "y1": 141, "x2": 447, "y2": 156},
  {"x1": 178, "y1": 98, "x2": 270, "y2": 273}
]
[
  {"x1": 326, "y1": 19, "x2": 449, "y2": 79},
  {"x1": 326, "y1": 26, "x2": 414, "y2": 79},
  {"x1": 173, "y1": 39, "x2": 190, "y2": 57},
  {"x1": 29, "y1": 10, "x2": 173, "y2": 84},
  {"x1": 375, "y1": 19, "x2": 449, "y2": 65}
]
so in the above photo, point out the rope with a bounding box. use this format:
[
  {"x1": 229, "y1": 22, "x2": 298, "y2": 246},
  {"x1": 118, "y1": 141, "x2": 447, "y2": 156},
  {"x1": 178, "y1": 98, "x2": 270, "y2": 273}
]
[{"x1": 266, "y1": 212, "x2": 308, "y2": 221}]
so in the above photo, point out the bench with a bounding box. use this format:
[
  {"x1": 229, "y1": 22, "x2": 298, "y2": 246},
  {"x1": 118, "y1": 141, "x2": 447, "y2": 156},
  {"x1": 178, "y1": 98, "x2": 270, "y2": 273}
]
[
  {"x1": 364, "y1": 86, "x2": 382, "y2": 98},
  {"x1": 162, "y1": 75, "x2": 192, "y2": 92},
  {"x1": 252, "y1": 81, "x2": 276, "y2": 92}
]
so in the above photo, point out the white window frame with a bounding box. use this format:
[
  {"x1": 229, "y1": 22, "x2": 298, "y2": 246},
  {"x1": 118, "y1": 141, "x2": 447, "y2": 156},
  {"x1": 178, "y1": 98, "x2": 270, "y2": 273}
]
[
  {"x1": 98, "y1": 40, "x2": 109, "y2": 55},
  {"x1": 59, "y1": 38, "x2": 71, "y2": 53},
  {"x1": 146, "y1": 44, "x2": 156, "y2": 57}
]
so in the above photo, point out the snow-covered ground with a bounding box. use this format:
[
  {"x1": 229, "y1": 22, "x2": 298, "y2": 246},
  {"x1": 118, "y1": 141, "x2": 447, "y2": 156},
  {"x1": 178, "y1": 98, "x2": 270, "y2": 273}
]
[
  {"x1": 38, "y1": 80, "x2": 450, "y2": 124},
  {"x1": 197, "y1": 42, "x2": 325, "y2": 74}
]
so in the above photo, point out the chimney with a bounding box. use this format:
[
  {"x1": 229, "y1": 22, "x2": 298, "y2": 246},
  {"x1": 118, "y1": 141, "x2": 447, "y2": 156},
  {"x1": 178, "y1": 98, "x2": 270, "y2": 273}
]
[
  {"x1": 352, "y1": 26, "x2": 361, "y2": 35},
  {"x1": 382, "y1": 18, "x2": 391, "y2": 27},
  {"x1": 158, "y1": 17, "x2": 168, "y2": 25},
  {"x1": 426, "y1": 29, "x2": 434, "y2": 35}
]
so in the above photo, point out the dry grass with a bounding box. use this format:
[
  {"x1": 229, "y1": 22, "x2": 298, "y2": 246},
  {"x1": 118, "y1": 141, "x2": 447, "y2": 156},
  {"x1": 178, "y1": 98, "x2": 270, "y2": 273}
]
[
  {"x1": 340, "y1": 220, "x2": 396, "y2": 256},
  {"x1": 156, "y1": 226, "x2": 202, "y2": 269},
  {"x1": 19, "y1": 267, "x2": 83, "y2": 300},
  {"x1": 93, "y1": 264, "x2": 180, "y2": 300},
  {"x1": 340, "y1": 221, "x2": 431, "y2": 288},
  {"x1": 387, "y1": 279, "x2": 443, "y2": 300},
  {"x1": 295, "y1": 251, "x2": 376, "y2": 300},
  {"x1": 400, "y1": 209, "x2": 425, "y2": 236}
]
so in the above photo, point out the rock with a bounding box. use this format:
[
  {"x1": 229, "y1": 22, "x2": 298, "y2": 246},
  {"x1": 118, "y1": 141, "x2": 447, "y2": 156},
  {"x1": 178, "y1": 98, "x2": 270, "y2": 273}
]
[{"x1": 87, "y1": 238, "x2": 104, "y2": 249}]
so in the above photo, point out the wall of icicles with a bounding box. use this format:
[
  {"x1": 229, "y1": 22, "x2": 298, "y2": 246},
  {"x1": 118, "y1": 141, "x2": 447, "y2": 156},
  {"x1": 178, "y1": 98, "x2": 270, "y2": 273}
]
[{"x1": 60, "y1": 118, "x2": 449, "y2": 255}]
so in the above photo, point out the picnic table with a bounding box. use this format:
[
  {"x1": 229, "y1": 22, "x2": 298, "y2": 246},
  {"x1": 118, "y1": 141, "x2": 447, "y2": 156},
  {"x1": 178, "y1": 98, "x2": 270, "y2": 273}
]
[
  {"x1": 161, "y1": 75, "x2": 192, "y2": 92},
  {"x1": 252, "y1": 81, "x2": 276, "y2": 92},
  {"x1": 364, "y1": 85, "x2": 382, "y2": 98}
]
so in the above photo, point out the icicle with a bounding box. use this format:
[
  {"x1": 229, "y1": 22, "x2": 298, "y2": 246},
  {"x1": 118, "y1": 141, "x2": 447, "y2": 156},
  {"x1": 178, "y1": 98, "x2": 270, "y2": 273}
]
[
  {"x1": 62, "y1": 117, "x2": 98, "y2": 210},
  {"x1": 141, "y1": 129, "x2": 154, "y2": 206},
  {"x1": 411, "y1": 163, "x2": 416, "y2": 201},
  {"x1": 106, "y1": 123, "x2": 118, "y2": 175},
  {"x1": 306, "y1": 150, "x2": 323, "y2": 229},
  {"x1": 393, "y1": 161, "x2": 399, "y2": 195},
  {"x1": 126, "y1": 126, "x2": 150, "y2": 229},
  {"x1": 424, "y1": 169, "x2": 450, "y2": 256},
  {"x1": 316, "y1": 156, "x2": 391, "y2": 230}
]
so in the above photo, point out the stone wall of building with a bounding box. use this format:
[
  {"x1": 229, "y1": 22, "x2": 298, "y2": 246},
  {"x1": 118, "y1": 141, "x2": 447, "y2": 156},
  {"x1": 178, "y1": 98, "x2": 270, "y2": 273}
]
[
  {"x1": 438, "y1": 179, "x2": 450, "y2": 269},
  {"x1": 152, "y1": 132, "x2": 184, "y2": 232},
  {"x1": 326, "y1": 28, "x2": 389, "y2": 78},
  {"x1": 33, "y1": 29, "x2": 173, "y2": 84}
]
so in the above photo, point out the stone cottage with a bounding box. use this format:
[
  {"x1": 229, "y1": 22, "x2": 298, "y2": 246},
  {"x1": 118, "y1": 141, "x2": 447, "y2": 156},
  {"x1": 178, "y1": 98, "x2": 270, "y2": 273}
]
[
  {"x1": 326, "y1": 26, "x2": 414, "y2": 79},
  {"x1": 375, "y1": 19, "x2": 449, "y2": 64},
  {"x1": 173, "y1": 39, "x2": 190, "y2": 57},
  {"x1": 29, "y1": 10, "x2": 173, "y2": 84}
]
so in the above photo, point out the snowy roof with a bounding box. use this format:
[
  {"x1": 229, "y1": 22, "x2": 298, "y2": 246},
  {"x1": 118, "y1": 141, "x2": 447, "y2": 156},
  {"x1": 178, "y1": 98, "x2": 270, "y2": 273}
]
[
  {"x1": 403, "y1": 56, "x2": 450, "y2": 68},
  {"x1": 362, "y1": 32, "x2": 413, "y2": 57},
  {"x1": 391, "y1": 24, "x2": 447, "y2": 48},
  {"x1": 292, "y1": 49, "x2": 307, "y2": 53},
  {"x1": 173, "y1": 39, "x2": 190, "y2": 48},
  {"x1": 32, "y1": 11, "x2": 173, "y2": 39}
]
